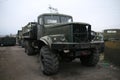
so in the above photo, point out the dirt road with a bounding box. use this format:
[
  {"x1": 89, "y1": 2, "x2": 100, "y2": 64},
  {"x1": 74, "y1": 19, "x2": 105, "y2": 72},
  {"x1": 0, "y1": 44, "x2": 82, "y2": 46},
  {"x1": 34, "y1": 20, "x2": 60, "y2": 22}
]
[{"x1": 0, "y1": 46, "x2": 120, "y2": 80}]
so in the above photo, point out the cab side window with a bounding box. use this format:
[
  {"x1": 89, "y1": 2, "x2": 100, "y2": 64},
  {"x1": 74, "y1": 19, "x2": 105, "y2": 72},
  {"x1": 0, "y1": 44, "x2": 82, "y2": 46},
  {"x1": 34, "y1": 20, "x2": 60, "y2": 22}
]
[{"x1": 39, "y1": 17, "x2": 43, "y2": 25}]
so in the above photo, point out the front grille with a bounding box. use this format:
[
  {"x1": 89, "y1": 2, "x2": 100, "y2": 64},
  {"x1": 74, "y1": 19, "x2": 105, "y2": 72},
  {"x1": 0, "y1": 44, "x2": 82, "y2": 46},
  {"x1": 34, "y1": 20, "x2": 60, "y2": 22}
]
[{"x1": 73, "y1": 24, "x2": 88, "y2": 42}]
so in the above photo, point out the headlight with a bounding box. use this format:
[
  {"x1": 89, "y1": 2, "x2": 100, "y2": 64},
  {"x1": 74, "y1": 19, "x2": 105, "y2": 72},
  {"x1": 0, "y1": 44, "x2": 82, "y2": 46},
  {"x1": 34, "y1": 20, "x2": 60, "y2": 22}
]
[
  {"x1": 50, "y1": 35, "x2": 66, "y2": 42},
  {"x1": 60, "y1": 36, "x2": 66, "y2": 41},
  {"x1": 53, "y1": 37, "x2": 57, "y2": 41}
]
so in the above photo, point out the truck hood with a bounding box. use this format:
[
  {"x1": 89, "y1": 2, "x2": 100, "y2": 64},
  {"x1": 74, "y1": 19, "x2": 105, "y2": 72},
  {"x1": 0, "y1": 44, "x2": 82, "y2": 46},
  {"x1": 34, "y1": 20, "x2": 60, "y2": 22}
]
[
  {"x1": 44, "y1": 22, "x2": 90, "y2": 28},
  {"x1": 44, "y1": 22, "x2": 91, "y2": 42}
]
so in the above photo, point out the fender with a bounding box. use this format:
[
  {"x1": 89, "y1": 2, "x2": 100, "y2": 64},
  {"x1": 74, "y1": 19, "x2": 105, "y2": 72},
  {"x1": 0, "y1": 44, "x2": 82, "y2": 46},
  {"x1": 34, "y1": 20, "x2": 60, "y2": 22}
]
[
  {"x1": 40, "y1": 34, "x2": 66, "y2": 48},
  {"x1": 40, "y1": 36, "x2": 53, "y2": 47}
]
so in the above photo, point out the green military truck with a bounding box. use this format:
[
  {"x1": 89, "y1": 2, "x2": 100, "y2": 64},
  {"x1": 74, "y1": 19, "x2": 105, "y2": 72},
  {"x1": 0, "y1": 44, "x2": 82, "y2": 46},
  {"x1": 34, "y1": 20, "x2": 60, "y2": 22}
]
[
  {"x1": 17, "y1": 30, "x2": 23, "y2": 46},
  {"x1": 91, "y1": 31, "x2": 104, "y2": 53},
  {"x1": 104, "y1": 29, "x2": 120, "y2": 41},
  {"x1": 0, "y1": 36, "x2": 16, "y2": 46},
  {"x1": 22, "y1": 13, "x2": 104, "y2": 75}
]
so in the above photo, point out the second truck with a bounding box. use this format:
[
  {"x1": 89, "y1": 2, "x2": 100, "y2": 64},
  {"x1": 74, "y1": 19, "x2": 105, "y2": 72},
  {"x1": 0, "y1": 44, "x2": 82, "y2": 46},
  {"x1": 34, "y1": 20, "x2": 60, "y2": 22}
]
[{"x1": 21, "y1": 13, "x2": 104, "y2": 75}]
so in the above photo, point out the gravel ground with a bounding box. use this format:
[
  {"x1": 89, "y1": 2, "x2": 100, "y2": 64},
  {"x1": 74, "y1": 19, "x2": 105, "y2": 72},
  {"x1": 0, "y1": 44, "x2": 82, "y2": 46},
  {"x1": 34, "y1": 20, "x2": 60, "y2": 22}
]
[{"x1": 0, "y1": 46, "x2": 120, "y2": 80}]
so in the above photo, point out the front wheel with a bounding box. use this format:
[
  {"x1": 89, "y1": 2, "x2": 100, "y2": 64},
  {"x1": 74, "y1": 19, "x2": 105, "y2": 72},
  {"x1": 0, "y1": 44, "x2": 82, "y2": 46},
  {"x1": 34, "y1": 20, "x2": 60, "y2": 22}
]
[
  {"x1": 39, "y1": 46, "x2": 59, "y2": 75},
  {"x1": 80, "y1": 49, "x2": 100, "y2": 66}
]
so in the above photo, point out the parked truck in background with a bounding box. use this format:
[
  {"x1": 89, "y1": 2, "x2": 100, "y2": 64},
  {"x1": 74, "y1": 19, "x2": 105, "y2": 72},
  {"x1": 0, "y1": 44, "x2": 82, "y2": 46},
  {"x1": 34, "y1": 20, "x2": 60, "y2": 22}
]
[
  {"x1": 0, "y1": 36, "x2": 16, "y2": 46},
  {"x1": 21, "y1": 13, "x2": 104, "y2": 75},
  {"x1": 103, "y1": 29, "x2": 120, "y2": 41},
  {"x1": 17, "y1": 30, "x2": 23, "y2": 46},
  {"x1": 91, "y1": 31, "x2": 104, "y2": 53}
]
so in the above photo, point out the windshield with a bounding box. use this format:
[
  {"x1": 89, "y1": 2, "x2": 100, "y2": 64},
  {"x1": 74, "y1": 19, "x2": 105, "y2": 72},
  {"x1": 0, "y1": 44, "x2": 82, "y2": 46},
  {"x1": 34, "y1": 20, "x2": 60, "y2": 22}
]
[
  {"x1": 44, "y1": 15, "x2": 60, "y2": 24},
  {"x1": 44, "y1": 15, "x2": 72, "y2": 24},
  {"x1": 61, "y1": 16, "x2": 72, "y2": 23}
]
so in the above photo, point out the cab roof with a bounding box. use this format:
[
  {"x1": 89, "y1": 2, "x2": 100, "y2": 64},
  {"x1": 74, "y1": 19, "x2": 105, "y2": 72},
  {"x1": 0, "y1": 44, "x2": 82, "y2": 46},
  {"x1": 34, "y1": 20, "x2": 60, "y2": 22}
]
[
  {"x1": 38, "y1": 13, "x2": 72, "y2": 18},
  {"x1": 104, "y1": 29, "x2": 120, "y2": 31}
]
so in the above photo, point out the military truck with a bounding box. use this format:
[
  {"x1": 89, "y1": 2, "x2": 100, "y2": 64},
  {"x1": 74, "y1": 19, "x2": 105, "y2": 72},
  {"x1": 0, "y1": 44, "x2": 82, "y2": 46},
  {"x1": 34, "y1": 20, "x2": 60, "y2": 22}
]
[
  {"x1": 91, "y1": 31, "x2": 104, "y2": 53},
  {"x1": 22, "y1": 13, "x2": 104, "y2": 75},
  {"x1": 17, "y1": 30, "x2": 23, "y2": 46},
  {"x1": 0, "y1": 36, "x2": 16, "y2": 46},
  {"x1": 104, "y1": 29, "x2": 120, "y2": 41}
]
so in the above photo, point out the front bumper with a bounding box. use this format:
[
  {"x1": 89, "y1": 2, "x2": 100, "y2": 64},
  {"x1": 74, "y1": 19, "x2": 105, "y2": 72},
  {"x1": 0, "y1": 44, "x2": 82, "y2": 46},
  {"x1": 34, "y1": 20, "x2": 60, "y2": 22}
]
[{"x1": 51, "y1": 42, "x2": 91, "y2": 50}]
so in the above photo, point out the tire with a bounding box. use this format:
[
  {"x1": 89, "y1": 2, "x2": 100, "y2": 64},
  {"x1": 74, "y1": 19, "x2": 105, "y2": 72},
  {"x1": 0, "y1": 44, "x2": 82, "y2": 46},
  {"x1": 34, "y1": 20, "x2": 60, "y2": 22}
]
[
  {"x1": 39, "y1": 46, "x2": 59, "y2": 75},
  {"x1": 21, "y1": 40, "x2": 25, "y2": 48},
  {"x1": 25, "y1": 41, "x2": 35, "y2": 55},
  {"x1": 80, "y1": 50, "x2": 99, "y2": 66}
]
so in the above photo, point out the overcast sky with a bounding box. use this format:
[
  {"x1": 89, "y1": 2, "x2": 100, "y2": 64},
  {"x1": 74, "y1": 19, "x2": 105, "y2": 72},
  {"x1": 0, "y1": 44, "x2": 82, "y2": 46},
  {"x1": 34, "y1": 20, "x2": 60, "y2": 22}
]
[{"x1": 0, "y1": 0, "x2": 120, "y2": 35}]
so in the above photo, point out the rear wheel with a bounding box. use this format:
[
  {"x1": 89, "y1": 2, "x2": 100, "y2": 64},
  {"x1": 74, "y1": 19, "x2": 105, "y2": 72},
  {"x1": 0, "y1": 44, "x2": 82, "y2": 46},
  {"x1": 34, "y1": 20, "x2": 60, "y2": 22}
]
[
  {"x1": 39, "y1": 46, "x2": 59, "y2": 75},
  {"x1": 25, "y1": 41, "x2": 35, "y2": 55},
  {"x1": 80, "y1": 50, "x2": 99, "y2": 66},
  {"x1": 21, "y1": 40, "x2": 25, "y2": 48}
]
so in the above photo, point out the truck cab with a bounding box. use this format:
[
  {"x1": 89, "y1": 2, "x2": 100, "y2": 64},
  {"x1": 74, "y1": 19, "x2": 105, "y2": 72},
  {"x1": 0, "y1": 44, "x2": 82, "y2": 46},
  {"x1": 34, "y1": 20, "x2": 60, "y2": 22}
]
[{"x1": 37, "y1": 13, "x2": 91, "y2": 46}]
